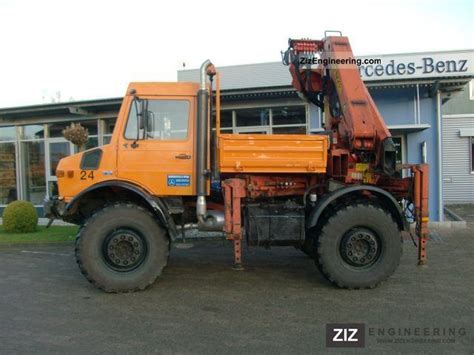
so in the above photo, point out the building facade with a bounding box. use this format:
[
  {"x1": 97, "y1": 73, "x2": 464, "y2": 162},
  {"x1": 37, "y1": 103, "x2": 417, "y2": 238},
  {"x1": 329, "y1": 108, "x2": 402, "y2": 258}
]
[{"x1": 0, "y1": 49, "x2": 473, "y2": 221}]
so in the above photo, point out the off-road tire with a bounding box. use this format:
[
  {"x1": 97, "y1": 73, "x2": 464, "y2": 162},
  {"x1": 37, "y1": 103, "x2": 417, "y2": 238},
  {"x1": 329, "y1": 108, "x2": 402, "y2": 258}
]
[
  {"x1": 75, "y1": 203, "x2": 169, "y2": 293},
  {"x1": 316, "y1": 203, "x2": 402, "y2": 289}
]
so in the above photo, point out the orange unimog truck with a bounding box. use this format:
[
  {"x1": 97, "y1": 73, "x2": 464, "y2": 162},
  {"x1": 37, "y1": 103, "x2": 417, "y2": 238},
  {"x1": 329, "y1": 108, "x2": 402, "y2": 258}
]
[{"x1": 45, "y1": 34, "x2": 429, "y2": 293}]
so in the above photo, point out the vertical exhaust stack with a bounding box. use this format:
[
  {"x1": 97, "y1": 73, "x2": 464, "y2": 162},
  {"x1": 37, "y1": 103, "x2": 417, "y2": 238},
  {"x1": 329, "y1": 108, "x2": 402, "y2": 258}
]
[
  {"x1": 196, "y1": 60, "x2": 224, "y2": 231},
  {"x1": 196, "y1": 60, "x2": 211, "y2": 217}
]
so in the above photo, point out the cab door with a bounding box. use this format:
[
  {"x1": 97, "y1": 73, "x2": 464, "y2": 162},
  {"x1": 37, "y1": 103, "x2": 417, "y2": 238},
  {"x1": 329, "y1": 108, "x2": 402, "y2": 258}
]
[{"x1": 117, "y1": 96, "x2": 195, "y2": 196}]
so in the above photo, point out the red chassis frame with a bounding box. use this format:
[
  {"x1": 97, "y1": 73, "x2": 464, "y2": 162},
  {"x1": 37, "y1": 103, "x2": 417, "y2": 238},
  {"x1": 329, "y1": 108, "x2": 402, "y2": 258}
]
[{"x1": 222, "y1": 164, "x2": 429, "y2": 269}]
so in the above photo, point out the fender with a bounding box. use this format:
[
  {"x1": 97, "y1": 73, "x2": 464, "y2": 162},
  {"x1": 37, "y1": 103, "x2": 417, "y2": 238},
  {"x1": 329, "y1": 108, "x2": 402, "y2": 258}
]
[
  {"x1": 306, "y1": 185, "x2": 409, "y2": 231},
  {"x1": 65, "y1": 180, "x2": 171, "y2": 229}
]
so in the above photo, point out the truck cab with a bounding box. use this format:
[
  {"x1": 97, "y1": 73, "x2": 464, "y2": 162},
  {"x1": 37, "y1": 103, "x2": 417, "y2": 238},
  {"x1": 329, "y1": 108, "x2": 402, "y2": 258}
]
[{"x1": 55, "y1": 82, "x2": 199, "y2": 203}]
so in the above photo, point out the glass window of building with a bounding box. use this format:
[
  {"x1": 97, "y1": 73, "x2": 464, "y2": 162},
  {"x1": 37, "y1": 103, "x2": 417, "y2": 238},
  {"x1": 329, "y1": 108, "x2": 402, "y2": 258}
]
[
  {"x1": 103, "y1": 117, "x2": 116, "y2": 135},
  {"x1": 272, "y1": 126, "x2": 307, "y2": 134},
  {"x1": 220, "y1": 110, "x2": 233, "y2": 128},
  {"x1": 73, "y1": 137, "x2": 99, "y2": 153},
  {"x1": 235, "y1": 108, "x2": 270, "y2": 127},
  {"x1": 272, "y1": 106, "x2": 306, "y2": 125},
  {"x1": 48, "y1": 181, "x2": 59, "y2": 197},
  {"x1": 21, "y1": 125, "x2": 45, "y2": 139},
  {"x1": 0, "y1": 126, "x2": 17, "y2": 141},
  {"x1": 212, "y1": 110, "x2": 232, "y2": 134},
  {"x1": 0, "y1": 142, "x2": 17, "y2": 204},
  {"x1": 49, "y1": 122, "x2": 71, "y2": 138},
  {"x1": 102, "y1": 117, "x2": 116, "y2": 145},
  {"x1": 49, "y1": 142, "x2": 70, "y2": 176},
  {"x1": 21, "y1": 141, "x2": 46, "y2": 205},
  {"x1": 86, "y1": 136, "x2": 99, "y2": 150},
  {"x1": 73, "y1": 120, "x2": 98, "y2": 136},
  {"x1": 101, "y1": 117, "x2": 117, "y2": 144}
]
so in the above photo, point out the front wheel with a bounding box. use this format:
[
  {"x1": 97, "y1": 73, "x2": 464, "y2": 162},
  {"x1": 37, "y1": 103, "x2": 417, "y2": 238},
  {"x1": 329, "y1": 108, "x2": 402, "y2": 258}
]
[
  {"x1": 316, "y1": 203, "x2": 402, "y2": 289},
  {"x1": 75, "y1": 203, "x2": 169, "y2": 293}
]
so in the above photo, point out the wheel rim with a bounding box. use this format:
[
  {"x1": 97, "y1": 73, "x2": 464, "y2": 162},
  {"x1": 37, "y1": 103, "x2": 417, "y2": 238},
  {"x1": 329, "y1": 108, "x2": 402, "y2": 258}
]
[
  {"x1": 102, "y1": 228, "x2": 147, "y2": 272},
  {"x1": 339, "y1": 228, "x2": 381, "y2": 268}
]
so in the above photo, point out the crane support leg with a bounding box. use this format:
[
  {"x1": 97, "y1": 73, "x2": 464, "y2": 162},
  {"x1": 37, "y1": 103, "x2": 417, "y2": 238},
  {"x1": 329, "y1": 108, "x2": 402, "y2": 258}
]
[
  {"x1": 222, "y1": 178, "x2": 247, "y2": 270},
  {"x1": 412, "y1": 164, "x2": 429, "y2": 265}
]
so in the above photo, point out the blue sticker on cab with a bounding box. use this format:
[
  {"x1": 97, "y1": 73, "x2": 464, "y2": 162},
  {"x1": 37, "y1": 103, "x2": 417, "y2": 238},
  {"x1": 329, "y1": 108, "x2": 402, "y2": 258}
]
[{"x1": 167, "y1": 175, "x2": 190, "y2": 187}]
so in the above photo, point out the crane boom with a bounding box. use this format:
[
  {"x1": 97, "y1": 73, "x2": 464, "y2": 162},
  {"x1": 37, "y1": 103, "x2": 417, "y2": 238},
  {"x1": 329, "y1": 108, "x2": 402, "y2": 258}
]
[{"x1": 283, "y1": 36, "x2": 397, "y2": 178}]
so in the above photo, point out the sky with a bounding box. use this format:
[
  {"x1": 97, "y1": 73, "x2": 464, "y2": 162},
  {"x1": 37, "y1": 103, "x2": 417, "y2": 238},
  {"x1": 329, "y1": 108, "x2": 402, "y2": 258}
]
[{"x1": 0, "y1": 0, "x2": 472, "y2": 108}]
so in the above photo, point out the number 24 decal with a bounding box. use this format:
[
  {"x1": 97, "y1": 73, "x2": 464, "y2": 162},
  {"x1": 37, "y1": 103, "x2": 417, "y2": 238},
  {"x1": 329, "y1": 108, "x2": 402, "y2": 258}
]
[{"x1": 80, "y1": 170, "x2": 94, "y2": 180}]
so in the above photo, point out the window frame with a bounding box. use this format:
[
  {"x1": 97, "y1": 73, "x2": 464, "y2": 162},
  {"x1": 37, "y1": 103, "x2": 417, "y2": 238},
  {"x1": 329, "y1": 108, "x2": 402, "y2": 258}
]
[{"x1": 0, "y1": 125, "x2": 18, "y2": 142}]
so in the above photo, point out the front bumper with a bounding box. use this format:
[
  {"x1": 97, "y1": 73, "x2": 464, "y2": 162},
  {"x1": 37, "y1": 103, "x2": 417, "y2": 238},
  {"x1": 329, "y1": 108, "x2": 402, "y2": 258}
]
[{"x1": 43, "y1": 197, "x2": 67, "y2": 220}]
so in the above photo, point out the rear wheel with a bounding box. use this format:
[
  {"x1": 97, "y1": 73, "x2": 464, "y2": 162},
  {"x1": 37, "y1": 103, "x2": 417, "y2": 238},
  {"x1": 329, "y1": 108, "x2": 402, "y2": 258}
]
[
  {"x1": 75, "y1": 203, "x2": 169, "y2": 293},
  {"x1": 316, "y1": 203, "x2": 402, "y2": 289}
]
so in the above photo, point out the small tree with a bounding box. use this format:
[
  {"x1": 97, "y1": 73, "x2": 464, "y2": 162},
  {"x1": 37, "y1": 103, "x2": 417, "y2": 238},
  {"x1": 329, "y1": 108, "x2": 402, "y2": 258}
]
[{"x1": 63, "y1": 123, "x2": 89, "y2": 151}]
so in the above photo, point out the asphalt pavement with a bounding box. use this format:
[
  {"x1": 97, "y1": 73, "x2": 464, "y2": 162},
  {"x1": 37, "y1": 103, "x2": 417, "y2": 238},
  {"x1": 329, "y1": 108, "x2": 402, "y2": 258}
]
[{"x1": 0, "y1": 227, "x2": 473, "y2": 354}]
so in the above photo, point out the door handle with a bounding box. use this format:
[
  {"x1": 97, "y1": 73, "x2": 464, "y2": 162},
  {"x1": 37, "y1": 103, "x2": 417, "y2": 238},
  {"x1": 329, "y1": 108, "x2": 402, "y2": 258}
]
[{"x1": 175, "y1": 153, "x2": 191, "y2": 160}]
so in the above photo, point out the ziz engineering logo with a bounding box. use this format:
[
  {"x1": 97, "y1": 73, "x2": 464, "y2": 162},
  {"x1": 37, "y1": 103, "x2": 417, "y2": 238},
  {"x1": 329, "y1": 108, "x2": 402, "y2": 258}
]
[
  {"x1": 326, "y1": 323, "x2": 365, "y2": 348},
  {"x1": 326, "y1": 324, "x2": 466, "y2": 348}
]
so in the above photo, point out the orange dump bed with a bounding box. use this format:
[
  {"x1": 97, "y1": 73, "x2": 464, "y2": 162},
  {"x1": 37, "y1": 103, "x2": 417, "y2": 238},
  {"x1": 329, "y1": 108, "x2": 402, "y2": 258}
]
[{"x1": 218, "y1": 134, "x2": 328, "y2": 173}]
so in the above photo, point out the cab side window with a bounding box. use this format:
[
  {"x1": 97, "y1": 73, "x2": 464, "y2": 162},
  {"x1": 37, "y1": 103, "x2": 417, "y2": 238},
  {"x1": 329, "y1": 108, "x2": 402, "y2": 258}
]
[
  {"x1": 146, "y1": 100, "x2": 189, "y2": 140},
  {"x1": 124, "y1": 99, "x2": 190, "y2": 141}
]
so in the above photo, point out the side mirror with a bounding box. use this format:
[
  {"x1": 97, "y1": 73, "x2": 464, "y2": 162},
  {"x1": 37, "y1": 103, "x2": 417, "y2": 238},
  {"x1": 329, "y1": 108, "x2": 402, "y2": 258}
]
[{"x1": 138, "y1": 100, "x2": 147, "y2": 131}]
